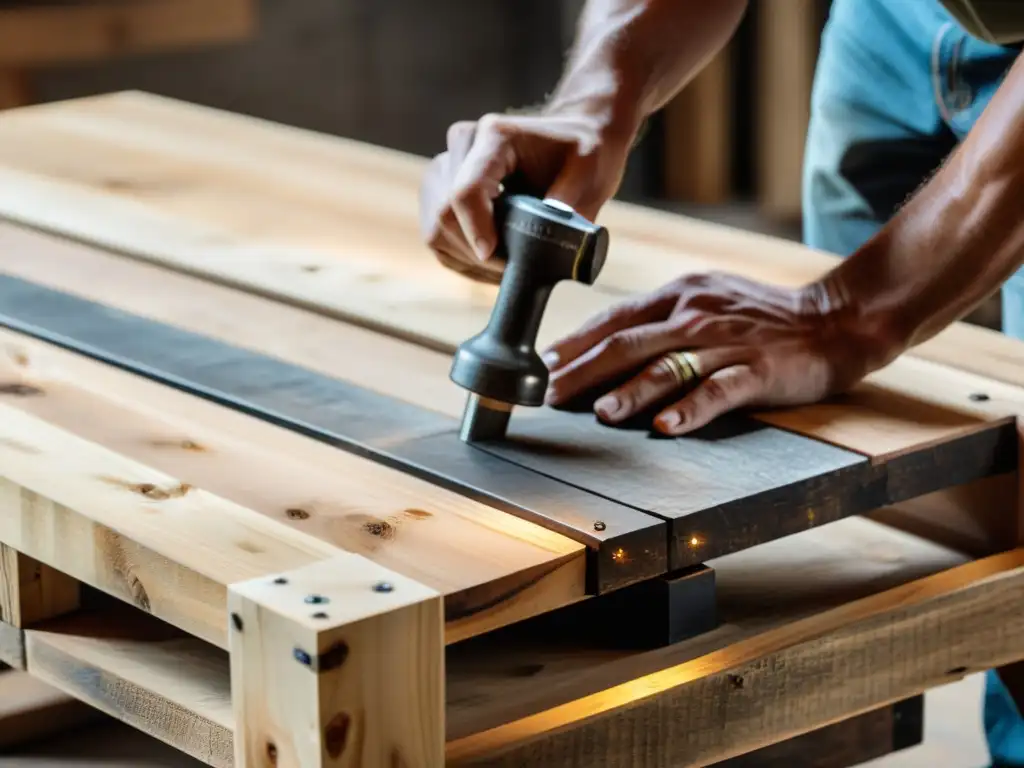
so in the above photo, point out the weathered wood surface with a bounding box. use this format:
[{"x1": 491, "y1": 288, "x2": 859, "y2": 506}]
[
  {"x1": 0, "y1": 327, "x2": 588, "y2": 644},
  {"x1": 229, "y1": 557, "x2": 444, "y2": 768},
  {"x1": 0, "y1": 91, "x2": 1021, "y2": 463},
  {"x1": 19, "y1": 515, "x2": 968, "y2": 766},
  {"x1": 0, "y1": 544, "x2": 79, "y2": 668},
  {"x1": 0, "y1": 226, "x2": 1016, "y2": 573},
  {"x1": 448, "y1": 547, "x2": 1024, "y2": 766}
]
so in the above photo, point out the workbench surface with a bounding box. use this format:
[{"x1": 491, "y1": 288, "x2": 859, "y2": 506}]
[{"x1": 0, "y1": 92, "x2": 1021, "y2": 768}]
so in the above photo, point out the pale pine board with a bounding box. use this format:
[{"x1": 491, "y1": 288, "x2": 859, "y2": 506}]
[
  {"x1": 0, "y1": 328, "x2": 585, "y2": 645},
  {"x1": 0, "y1": 92, "x2": 1022, "y2": 463}
]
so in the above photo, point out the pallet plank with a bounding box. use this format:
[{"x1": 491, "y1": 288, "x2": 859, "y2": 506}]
[
  {"x1": 0, "y1": 270, "x2": 952, "y2": 577},
  {"x1": 0, "y1": 0, "x2": 256, "y2": 68},
  {"x1": 20, "y1": 516, "x2": 969, "y2": 766},
  {"x1": 447, "y1": 548, "x2": 1024, "y2": 766},
  {"x1": 230, "y1": 558, "x2": 444, "y2": 768},
  {"x1": 0, "y1": 401, "x2": 343, "y2": 648},
  {"x1": 0, "y1": 91, "x2": 1020, "y2": 467}
]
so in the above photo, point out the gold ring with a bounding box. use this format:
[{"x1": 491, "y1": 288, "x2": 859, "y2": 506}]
[{"x1": 660, "y1": 351, "x2": 702, "y2": 388}]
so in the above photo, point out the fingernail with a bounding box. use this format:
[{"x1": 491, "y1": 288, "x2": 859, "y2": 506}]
[
  {"x1": 655, "y1": 412, "x2": 682, "y2": 433},
  {"x1": 594, "y1": 394, "x2": 621, "y2": 421},
  {"x1": 542, "y1": 350, "x2": 559, "y2": 369},
  {"x1": 474, "y1": 238, "x2": 490, "y2": 260}
]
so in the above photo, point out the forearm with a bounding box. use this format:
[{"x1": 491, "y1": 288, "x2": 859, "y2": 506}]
[
  {"x1": 818, "y1": 55, "x2": 1024, "y2": 369},
  {"x1": 546, "y1": 0, "x2": 748, "y2": 143}
]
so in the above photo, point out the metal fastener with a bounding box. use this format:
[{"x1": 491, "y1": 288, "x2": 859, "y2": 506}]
[
  {"x1": 969, "y1": 392, "x2": 990, "y2": 402},
  {"x1": 593, "y1": 521, "x2": 606, "y2": 532},
  {"x1": 305, "y1": 594, "x2": 329, "y2": 605},
  {"x1": 372, "y1": 581, "x2": 394, "y2": 593}
]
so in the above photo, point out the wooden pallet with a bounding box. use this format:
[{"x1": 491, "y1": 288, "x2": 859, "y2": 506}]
[{"x1": 0, "y1": 92, "x2": 1022, "y2": 766}]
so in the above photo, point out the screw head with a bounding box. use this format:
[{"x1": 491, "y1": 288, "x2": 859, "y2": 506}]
[
  {"x1": 305, "y1": 594, "x2": 329, "y2": 605},
  {"x1": 969, "y1": 392, "x2": 990, "y2": 402},
  {"x1": 311, "y1": 611, "x2": 329, "y2": 620},
  {"x1": 593, "y1": 521, "x2": 606, "y2": 532},
  {"x1": 231, "y1": 612, "x2": 243, "y2": 632},
  {"x1": 293, "y1": 647, "x2": 312, "y2": 666},
  {"x1": 273, "y1": 576, "x2": 288, "y2": 585},
  {"x1": 372, "y1": 581, "x2": 394, "y2": 593}
]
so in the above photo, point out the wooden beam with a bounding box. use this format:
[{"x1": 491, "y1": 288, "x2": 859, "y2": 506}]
[
  {"x1": 0, "y1": 92, "x2": 1020, "y2": 469},
  {"x1": 0, "y1": 400, "x2": 342, "y2": 648},
  {"x1": 20, "y1": 515, "x2": 968, "y2": 766},
  {"x1": 447, "y1": 548, "x2": 1024, "y2": 766},
  {"x1": 0, "y1": 223, "x2": 1017, "y2": 561},
  {"x1": 0, "y1": 545, "x2": 79, "y2": 667},
  {"x1": 229, "y1": 557, "x2": 444, "y2": 767},
  {"x1": 0, "y1": 0, "x2": 256, "y2": 67},
  {"x1": 0, "y1": 323, "x2": 587, "y2": 642}
]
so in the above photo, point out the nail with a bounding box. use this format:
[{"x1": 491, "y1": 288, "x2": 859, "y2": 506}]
[
  {"x1": 655, "y1": 411, "x2": 682, "y2": 433},
  {"x1": 594, "y1": 394, "x2": 621, "y2": 420},
  {"x1": 542, "y1": 350, "x2": 559, "y2": 369}
]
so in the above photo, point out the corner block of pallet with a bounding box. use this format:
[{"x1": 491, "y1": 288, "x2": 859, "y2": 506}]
[{"x1": 228, "y1": 555, "x2": 444, "y2": 768}]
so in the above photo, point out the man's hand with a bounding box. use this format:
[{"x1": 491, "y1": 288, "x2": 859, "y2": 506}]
[
  {"x1": 542, "y1": 272, "x2": 879, "y2": 436},
  {"x1": 418, "y1": 0, "x2": 748, "y2": 284},
  {"x1": 418, "y1": 111, "x2": 634, "y2": 284}
]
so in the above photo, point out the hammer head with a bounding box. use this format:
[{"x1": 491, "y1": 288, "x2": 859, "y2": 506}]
[{"x1": 450, "y1": 192, "x2": 609, "y2": 442}]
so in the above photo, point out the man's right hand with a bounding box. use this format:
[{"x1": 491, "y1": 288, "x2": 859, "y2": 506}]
[{"x1": 418, "y1": 109, "x2": 636, "y2": 284}]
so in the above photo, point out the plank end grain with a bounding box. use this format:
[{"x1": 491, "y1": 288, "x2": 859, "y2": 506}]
[{"x1": 229, "y1": 555, "x2": 445, "y2": 768}]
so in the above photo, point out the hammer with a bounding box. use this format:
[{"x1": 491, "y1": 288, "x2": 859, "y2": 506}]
[{"x1": 450, "y1": 187, "x2": 610, "y2": 443}]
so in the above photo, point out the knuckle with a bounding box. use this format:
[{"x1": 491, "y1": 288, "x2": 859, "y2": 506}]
[
  {"x1": 700, "y1": 375, "x2": 731, "y2": 404},
  {"x1": 603, "y1": 329, "x2": 644, "y2": 355},
  {"x1": 476, "y1": 112, "x2": 508, "y2": 137},
  {"x1": 446, "y1": 120, "x2": 476, "y2": 150}
]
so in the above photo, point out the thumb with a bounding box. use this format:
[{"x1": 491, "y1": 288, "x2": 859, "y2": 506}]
[{"x1": 544, "y1": 151, "x2": 615, "y2": 222}]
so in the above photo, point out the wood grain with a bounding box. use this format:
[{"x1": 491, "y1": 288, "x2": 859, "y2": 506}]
[
  {"x1": 0, "y1": 326, "x2": 587, "y2": 642},
  {"x1": 447, "y1": 548, "x2": 1024, "y2": 766},
  {"x1": 19, "y1": 515, "x2": 967, "y2": 766},
  {"x1": 0, "y1": 0, "x2": 255, "y2": 67},
  {"x1": 0, "y1": 91, "x2": 1019, "y2": 466},
  {"x1": 712, "y1": 697, "x2": 922, "y2": 767},
  {"x1": 0, "y1": 400, "x2": 345, "y2": 648},
  {"x1": 230, "y1": 558, "x2": 444, "y2": 768},
  {"x1": 25, "y1": 609, "x2": 232, "y2": 766},
  {"x1": 9, "y1": 266, "x2": 991, "y2": 576}
]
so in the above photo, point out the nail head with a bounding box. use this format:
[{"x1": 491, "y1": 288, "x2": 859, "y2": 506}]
[
  {"x1": 305, "y1": 594, "x2": 329, "y2": 605},
  {"x1": 969, "y1": 392, "x2": 990, "y2": 402},
  {"x1": 372, "y1": 581, "x2": 394, "y2": 593}
]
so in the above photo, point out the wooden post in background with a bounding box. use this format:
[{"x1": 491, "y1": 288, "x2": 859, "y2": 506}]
[
  {"x1": 663, "y1": 45, "x2": 734, "y2": 205},
  {"x1": 756, "y1": 0, "x2": 821, "y2": 220}
]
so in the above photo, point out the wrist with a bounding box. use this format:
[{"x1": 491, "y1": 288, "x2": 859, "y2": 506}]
[{"x1": 799, "y1": 269, "x2": 911, "y2": 378}]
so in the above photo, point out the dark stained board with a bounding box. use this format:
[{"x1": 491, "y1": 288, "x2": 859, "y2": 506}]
[
  {"x1": 0, "y1": 273, "x2": 1013, "y2": 581},
  {"x1": 0, "y1": 273, "x2": 667, "y2": 594},
  {"x1": 711, "y1": 696, "x2": 923, "y2": 767},
  {"x1": 469, "y1": 406, "x2": 1016, "y2": 567}
]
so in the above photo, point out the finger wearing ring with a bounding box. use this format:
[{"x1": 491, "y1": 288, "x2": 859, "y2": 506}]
[
  {"x1": 593, "y1": 350, "x2": 720, "y2": 428},
  {"x1": 660, "y1": 351, "x2": 702, "y2": 388}
]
